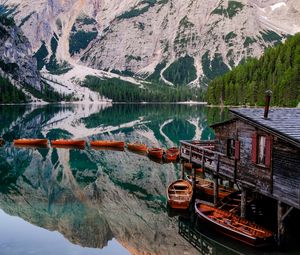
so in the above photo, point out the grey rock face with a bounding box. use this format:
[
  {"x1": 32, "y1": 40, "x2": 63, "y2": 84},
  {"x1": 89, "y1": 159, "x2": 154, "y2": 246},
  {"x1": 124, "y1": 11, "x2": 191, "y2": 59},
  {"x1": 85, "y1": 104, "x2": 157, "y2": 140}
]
[
  {"x1": 3, "y1": 0, "x2": 300, "y2": 86},
  {"x1": 0, "y1": 16, "x2": 41, "y2": 91}
]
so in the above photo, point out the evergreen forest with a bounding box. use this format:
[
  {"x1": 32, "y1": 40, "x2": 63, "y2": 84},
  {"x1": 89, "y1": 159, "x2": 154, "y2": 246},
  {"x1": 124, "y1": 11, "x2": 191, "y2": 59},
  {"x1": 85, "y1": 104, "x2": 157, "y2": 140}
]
[
  {"x1": 83, "y1": 75, "x2": 205, "y2": 102},
  {"x1": 0, "y1": 77, "x2": 27, "y2": 103},
  {"x1": 207, "y1": 33, "x2": 300, "y2": 107}
]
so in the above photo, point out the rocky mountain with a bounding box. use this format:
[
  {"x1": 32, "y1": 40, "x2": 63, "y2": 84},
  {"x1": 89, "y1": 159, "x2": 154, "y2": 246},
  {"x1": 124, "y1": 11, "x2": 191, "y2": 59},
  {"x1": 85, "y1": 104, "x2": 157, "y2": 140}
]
[
  {"x1": 1, "y1": 0, "x2": 300, "y2": 90},
  {"x1": 0, "y1": 9, "x2": 42, "y2": 102}
]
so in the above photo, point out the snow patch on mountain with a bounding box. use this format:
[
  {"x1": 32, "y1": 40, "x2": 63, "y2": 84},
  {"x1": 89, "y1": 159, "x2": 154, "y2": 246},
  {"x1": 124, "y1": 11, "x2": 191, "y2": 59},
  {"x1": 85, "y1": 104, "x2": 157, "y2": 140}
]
[{"x1": 270, "y1": 2, "x2": 286, "y2": 11}]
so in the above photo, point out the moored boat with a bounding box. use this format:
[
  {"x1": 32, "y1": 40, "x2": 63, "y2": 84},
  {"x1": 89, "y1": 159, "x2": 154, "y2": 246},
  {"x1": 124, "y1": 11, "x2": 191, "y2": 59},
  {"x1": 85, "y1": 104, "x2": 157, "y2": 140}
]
[
  {"x1": 194, "y1": 200, "x2": 274, "y2": 247},
  {"x1": 148, "y1": 147, "x2": 164, "y2": 159},
  {"x1": 14, "y1": 139, "x2": 48, "y2": 146},
  {"x1": 165, "y1": 147, "x2": 179, "y2": 161},
  {"x1": 167, "y1": 179, "x2": 193, "y2": 209},
  {"x1": 91, "y1": 146, "x2": 124, "y2": 152},
  {"x1": 186, "y1": 176, "x2": 235, "y2": 199},
  {"x1": 90, "y1": 140, "x2": 125, "y2": 148},
  {"x1": 51, "y1": 139, "x2": 86, "y2": 147},
  {"x1": 183, "y1": 162, "x2": 203, "y2": 173},
  {"x1": 0, "y1": 138, "x2": 4, "y2": 146},
  {"x1": 127, "y1": 142, "x2": 148, "y2": 152}
]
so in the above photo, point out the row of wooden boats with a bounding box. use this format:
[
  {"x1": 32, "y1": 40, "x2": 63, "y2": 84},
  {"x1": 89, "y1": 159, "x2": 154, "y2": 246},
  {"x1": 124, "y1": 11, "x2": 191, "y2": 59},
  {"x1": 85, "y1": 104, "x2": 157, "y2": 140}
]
[
  {"x1": 7, "y1": 139, "x2": 180, "y2": 161},
  {"x1": 167, "y1": 179, "x2": 274, "y2": 247}
]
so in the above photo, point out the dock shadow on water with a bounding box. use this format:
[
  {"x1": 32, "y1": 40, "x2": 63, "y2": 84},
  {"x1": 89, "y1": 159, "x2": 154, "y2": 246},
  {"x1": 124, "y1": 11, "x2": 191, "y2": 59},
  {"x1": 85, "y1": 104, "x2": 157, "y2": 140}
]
[{"x1": 0, "y1": 104, "x2": 299, "y2": 255}]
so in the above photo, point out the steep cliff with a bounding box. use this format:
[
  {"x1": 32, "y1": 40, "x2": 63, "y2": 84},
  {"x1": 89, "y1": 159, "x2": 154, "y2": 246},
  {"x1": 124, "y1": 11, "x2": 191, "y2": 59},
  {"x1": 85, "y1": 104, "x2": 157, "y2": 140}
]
[
  {"x1": 0, "y1": 11, "x2": 42, "y2": 102},
  {"x1": 3, "y1": 0, "x2": 300, "y2": 88}
]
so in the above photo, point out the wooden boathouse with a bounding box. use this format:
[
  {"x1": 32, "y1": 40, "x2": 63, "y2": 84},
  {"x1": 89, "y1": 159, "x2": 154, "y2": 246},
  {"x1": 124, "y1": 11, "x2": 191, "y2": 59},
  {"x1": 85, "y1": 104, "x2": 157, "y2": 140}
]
[{"x1": 180, "y1": 106, "x2": 300, "y2": 247}]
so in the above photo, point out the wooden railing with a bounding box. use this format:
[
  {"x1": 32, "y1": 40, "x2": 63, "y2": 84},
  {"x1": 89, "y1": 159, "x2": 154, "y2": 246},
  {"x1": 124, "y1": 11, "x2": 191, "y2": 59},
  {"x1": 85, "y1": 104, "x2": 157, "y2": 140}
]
[{"x1": 179, "y1": 140, "x2": 235, "y2": 179}]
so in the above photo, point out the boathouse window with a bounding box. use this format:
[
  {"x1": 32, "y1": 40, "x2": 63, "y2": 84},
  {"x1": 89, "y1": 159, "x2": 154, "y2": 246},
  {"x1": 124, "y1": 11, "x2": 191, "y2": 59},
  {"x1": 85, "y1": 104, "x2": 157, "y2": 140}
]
[
  {"x1": 227, "y1": 139, "x2": 240, "y2": 160},
  {"x1": 251, "y1": 133, "x2": 272, "y2": 168},
  {"x1": 258, "y1": 136, "x2": 266, "y2": 165},
  {"x1": 227, "y1": 139, "x2": 235, "y2": 158}
]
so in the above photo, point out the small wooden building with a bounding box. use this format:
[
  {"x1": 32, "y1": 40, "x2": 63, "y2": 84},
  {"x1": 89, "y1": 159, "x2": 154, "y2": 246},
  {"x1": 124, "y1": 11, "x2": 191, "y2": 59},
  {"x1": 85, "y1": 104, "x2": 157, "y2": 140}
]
[
  {"x1": 212, "y1": 108, "x2": 300, "y2": 209},
  {"x1": 180, "y1": 107, "x2": 300, "y2": 247}
]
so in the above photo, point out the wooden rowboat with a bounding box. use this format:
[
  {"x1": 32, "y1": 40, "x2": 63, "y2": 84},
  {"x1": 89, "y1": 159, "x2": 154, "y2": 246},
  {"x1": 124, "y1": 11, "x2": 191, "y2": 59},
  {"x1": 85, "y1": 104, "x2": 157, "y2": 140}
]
[
  {"x1": 127, "y1": 143, "x2": 148, "y2": 152},
  {"x1": 91, "y1": 146, "x2": 124, "y2": 152},
  {"x1": 148, "y1": 148, "x2": 164, "y2": 159},
  {"x1": 194, "y1": 200, "x2": 274, "y2": 247},
  {"x1": 14, "y1": 139, "x2": 48, "y2": 146},
  {"x1": 51, "y1": 139, "x2": 86, "y2": 147},
  {"x1": 186, "y1": 176, "x2": 235, "y2": 199},
  {"x1": 165, "y1": 147, "x2": 179, "y2": 161},
  {"x1": 90, "y1": 140, "x2": 125, "y2": 148},
  {"x1": 183, "y1": 162, "x2": 203, "y2": 173},
  {"x1": 0, "y1": 138, "x2": 4, "y2": 147},
  {"x1": 167, "y1": 179, "x2": 193, "y2": 209}
]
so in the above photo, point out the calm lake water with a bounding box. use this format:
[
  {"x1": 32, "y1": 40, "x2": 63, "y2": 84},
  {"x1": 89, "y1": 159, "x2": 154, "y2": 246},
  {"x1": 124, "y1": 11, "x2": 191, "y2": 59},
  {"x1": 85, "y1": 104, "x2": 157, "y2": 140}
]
[{"x1": 0, "y1": 104, "x2": 298, "y2": 255}]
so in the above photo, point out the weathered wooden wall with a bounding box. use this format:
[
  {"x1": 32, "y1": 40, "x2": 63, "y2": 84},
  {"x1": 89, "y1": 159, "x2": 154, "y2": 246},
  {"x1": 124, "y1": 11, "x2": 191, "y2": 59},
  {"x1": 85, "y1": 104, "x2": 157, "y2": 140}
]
[
  {"x1": 273, "y1": 139, "x2": 300, "y2": 208},
  {"x1": 213, "y1": 122, "x2": 236, "y2": 179},
  {"x1": 214, "y1": 119, "x2": 272, "y2": 193}
]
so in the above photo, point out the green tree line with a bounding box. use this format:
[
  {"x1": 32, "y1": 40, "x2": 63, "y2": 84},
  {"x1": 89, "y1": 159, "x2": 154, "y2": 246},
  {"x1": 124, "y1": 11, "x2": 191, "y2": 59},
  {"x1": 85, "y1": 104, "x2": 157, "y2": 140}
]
[
  {"x1": 207, "y1": 33, "x2": 300, "y2": 107},
  {"x1": 0, "y1": 76, "x2": 27, "y2": 103},
  {"x1": 83, "y1": 75, "x2": 205, "y2": 102}
]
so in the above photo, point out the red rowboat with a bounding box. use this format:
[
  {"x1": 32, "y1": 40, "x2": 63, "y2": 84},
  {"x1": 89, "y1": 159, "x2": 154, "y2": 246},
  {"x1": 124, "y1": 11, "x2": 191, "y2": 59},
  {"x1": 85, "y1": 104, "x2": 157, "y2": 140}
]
[
  {"x1": 186, "y1": 175, "x2": 235, "y2": 199},
  {"x1": 91, "y1": 146, "x2": 124, "y2": 151},
  {"x1": 194, "y1": 200, "x2": 274, "y2": 247},
  {"x1": 165, "y1": 147, "x2": 179, "y2": 161},
  {"x1": 127, "y1": 142, "x2": 148, "y2": 152},
  {"x1": 167, "y1": 179, "x2": 193, "y2": 209},
  {"x1": 14, "y1": 139, "x2": 48, "y2": 146},
  {"x1": 148, "y1": 148, "x2": 164, "y2": 159},
  {"x1": 51, "y1": 139, "x2": 86, "y2": 147},
  {"x1": 90, "y1": 140, "x2": 125, "y2": 148}
]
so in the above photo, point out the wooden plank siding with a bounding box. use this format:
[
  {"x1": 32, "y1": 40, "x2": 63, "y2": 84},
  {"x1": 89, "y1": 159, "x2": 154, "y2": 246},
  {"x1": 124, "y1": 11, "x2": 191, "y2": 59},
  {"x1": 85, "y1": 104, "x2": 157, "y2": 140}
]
[
  {"x1": 272, "y1": 139, "x2": 300, "y2": 208},
  {"x1": 214, "y1": 119, "x2": 272, "y2": 193}
]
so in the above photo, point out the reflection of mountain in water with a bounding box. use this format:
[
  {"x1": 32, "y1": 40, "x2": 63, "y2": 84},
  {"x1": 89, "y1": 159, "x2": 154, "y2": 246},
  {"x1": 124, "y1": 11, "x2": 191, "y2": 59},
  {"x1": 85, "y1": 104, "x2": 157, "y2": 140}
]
[{"x1": 0, "y1": 104, "x2": 228, "y2": 254}]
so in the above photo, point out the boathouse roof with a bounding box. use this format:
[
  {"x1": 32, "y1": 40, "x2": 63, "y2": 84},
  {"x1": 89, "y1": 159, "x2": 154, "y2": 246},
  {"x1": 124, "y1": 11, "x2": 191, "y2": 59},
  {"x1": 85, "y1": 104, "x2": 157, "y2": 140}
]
[
  {"x1": 215, "y1": 108, "x2": 300, "y2": 148},
  {"x1": 231, "y1": 108, "x2": 300, "y2": 147}
]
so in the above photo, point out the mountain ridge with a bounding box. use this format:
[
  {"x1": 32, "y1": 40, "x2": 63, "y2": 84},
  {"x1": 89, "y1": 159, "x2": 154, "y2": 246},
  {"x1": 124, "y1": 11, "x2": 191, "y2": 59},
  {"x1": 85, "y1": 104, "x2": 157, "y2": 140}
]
[{"x1": 1, "y1": 0, "x2": 300, "y2": 102}]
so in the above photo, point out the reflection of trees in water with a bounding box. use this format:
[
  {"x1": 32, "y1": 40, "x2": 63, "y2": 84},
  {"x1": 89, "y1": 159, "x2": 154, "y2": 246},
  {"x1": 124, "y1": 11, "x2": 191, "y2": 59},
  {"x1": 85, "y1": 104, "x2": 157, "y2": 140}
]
[{"x1": 0, "y1": 104, "x2": 228, "y2": 254}]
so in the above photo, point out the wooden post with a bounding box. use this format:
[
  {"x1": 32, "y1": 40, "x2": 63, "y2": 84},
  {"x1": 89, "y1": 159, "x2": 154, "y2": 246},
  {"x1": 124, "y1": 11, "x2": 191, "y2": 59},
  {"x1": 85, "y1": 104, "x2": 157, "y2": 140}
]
[
  {"x1": 241, "y1": 187, "x2": 247, "y2": 218},
  {"x1": 192, "y1": 165, "x2": 196, "y2": 191},
  {"x1": 277, "y1": 201, "x2": 286, "y2": 248},
  {"x1": 213, "y1": 175, "x2": 219, "y2": 206},
  {"x1": 201, "y1": 148, "x2": 205, "y2": 168},
  {"x1": 181, "y1": 160, "x2": 185, "y2": 180},
  {"x1": 219, "y1": 178, "x2": 223, "y2": 186}
]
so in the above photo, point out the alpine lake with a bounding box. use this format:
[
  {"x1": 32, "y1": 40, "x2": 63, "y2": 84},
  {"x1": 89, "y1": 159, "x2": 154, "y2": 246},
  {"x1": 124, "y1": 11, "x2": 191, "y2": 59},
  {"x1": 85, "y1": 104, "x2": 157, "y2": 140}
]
[{"x1": 0, "y1": 103, "x2": 299, "y2": 255}]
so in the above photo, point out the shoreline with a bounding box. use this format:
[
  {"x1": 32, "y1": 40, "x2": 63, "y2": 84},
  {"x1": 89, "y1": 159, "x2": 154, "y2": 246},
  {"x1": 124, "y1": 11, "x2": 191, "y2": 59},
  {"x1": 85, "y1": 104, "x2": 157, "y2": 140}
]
[{"x1": 0, "y1": 101, "x2": 208, "y2": 106}]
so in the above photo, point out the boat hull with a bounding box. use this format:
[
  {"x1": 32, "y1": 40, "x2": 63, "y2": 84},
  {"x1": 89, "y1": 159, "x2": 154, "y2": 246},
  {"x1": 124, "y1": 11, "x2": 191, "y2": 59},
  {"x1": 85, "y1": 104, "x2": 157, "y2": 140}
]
[
  {"x1": 90, "y1": 140, "x2": 125, "y2": 148},
  {"x1": 167, "y1": 180, "x2": 193, "y2": 210},
  {"x1": 51, "y1": 140, "x2": 86, "y2": 147},
  {"x1": 127, "y1": 143, "x2": 148, "y2": 152},
  {"x1": 148, "y1": 148, "x2": 164, "y2": 159},
  {"x1": 166, "y1": 147, "x2": 179, "y2": 161},
  {"x1": 186, "y1": 176, "x2": 235, "y2": 199},
  {"x1": 194, "y1": 201, "x2": 274, "y2": 247},
  {"x1": 14, "y1": 139, "x2": 48, "y2": 146}
]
